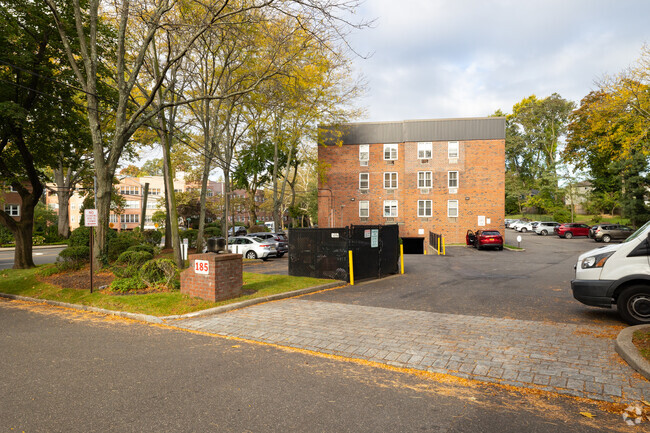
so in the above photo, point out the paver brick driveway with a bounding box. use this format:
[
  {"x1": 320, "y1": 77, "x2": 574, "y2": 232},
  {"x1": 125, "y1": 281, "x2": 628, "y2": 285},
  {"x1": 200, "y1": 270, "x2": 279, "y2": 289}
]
[{"x1": 175, "y1": 230, "x2": 650, "y2": 402}]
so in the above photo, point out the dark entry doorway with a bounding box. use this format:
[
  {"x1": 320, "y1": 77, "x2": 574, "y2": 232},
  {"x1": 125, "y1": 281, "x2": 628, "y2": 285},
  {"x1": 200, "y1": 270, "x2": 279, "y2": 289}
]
[{"x1": 402, "y1": 237, "x2": 424, "y2": 254}]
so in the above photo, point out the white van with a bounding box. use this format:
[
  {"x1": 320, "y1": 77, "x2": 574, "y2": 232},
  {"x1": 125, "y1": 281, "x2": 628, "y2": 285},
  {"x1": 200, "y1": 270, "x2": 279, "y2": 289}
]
[{"x1": 572, "y1": 220, "x2": 650, "y2": 325}]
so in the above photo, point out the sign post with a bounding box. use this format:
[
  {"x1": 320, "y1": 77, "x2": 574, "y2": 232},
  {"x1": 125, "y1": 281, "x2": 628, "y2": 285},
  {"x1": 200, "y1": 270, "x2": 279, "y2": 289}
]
[{"x1": 84, "y1": 209, "x2": 98, "y2": 293}]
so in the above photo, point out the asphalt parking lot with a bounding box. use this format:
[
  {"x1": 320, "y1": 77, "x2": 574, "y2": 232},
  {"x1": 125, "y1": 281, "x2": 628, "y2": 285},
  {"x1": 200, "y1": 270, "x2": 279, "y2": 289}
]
[{"x1": 251, "y1": 229, "x2": 623, "y2": 326}]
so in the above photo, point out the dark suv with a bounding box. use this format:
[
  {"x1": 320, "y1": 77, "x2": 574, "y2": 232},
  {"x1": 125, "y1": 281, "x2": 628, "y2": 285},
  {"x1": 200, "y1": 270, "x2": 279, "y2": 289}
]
[
  {"x1": 554, "y1": 223, "x2": 590, "y2": 239},
  {"x1": 590, "y1": 224, "x2": 634, "y2": 243}
]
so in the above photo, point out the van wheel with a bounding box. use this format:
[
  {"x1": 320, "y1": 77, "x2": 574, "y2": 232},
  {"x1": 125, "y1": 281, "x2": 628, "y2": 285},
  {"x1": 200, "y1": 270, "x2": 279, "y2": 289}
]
[
  {"x1": 617, "y1": 285, "x2": 650, "y2": 325},
  {"x1": 602, "y1": 234, "x2": 611, "y2": 243},
  {"x1": 564, "y1": 232, "x2": 573, "y2": 239}
]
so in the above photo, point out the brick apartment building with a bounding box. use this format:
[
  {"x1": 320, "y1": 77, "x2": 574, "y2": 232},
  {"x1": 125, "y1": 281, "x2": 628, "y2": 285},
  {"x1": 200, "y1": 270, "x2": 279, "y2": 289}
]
[{"x1": 318, "y1": 117, "x2": 506, "y2": 251}]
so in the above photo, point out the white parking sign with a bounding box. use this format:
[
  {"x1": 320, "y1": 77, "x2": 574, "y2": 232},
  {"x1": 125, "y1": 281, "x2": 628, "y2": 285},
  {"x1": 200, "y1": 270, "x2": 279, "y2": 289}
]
[{"x1": 84, "y1": 209, "x2": 98, "y2": 227}]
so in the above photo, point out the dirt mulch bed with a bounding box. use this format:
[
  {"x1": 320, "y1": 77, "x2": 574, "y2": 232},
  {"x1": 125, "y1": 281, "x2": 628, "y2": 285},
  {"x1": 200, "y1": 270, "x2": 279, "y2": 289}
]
[{"x1": 40, "y1": 268, "x2": 114, "y2": 291}]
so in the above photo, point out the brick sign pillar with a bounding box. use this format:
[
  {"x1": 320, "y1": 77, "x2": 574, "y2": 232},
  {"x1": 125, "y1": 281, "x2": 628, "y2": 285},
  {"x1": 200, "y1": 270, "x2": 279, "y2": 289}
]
[{"x1": 180, "y1": 253, "x2": 243, "y2": 302}]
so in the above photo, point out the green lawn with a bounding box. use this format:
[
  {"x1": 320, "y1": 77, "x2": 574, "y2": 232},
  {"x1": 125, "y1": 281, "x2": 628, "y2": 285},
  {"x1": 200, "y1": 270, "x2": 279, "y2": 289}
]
[
  {"x1": 0, "y1": 266, "x2": 337, "y2": 317},
  {"x1": 506, "y1": 214, "x2": 631, "y2": 226},
  {"x1": 633, "y1": 329, "x2": 650, "y2": 362}
]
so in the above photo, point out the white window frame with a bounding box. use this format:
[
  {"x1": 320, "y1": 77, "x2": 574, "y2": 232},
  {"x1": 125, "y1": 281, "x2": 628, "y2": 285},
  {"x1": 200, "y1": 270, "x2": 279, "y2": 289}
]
[
  {"x1": 146, "y1": 199, "x2": 160, "y2": 210},
  {"x1": 120, "y1": 186, "x2": 139, "y2": 196},
  {"x1": 120, "y1": 214, "x2": 139, "y2": 223},
  {"x1": 448, "y1": 141, "x2": 459, "y2": 159},
  {"x1": 359, "y1": 144, "x2": 369, "y2": 162},
  {"x1": 383, "y1": 143, "x2": 398, "y2": 160},
  {"x1": 110, "y1": 214, "x2": 118, "y2": 223},
  {"x1": 418, "y1": 171, "x2": 432, "y2": 189},
  {"x1": 448, "y1": 171, "x2": 459, "y2": 189},
  {"x1": 359, "y1": 200, "x2": 369, "y2": 218},
  {"x1": 4, "y1": 204, "x2": 20, "y2": 216},
  {"x1": 418, "y1": 200, "x2": 432, "y2": 217},
  {"x1": 125, "y1": 200, "x2": 140, "y2": 209},
  {"x1": 417, "y1": 142, "x2": 432, "y2": 159},
  {"x1": 384, "y1": 172, "x2": 398, "y2": 189},
  {"x1": 359, "y1": 173, "x2": 369, "y2": 190},
  {"x1": 383, "y1": 200, "x2": 398, "y2": 217},
  {"x1": 447, "y1": 200, "x2": 459, "y2": 217},
  {"x1": 150, "y1": 188, "x2": 161, "y2": 196}
]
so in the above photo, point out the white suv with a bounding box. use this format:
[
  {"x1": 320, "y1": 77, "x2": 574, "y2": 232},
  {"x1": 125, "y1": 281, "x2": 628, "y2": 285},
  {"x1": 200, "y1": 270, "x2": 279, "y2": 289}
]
[{"x1": 535, "y1": 222, "x2": 560, "y2": 236}]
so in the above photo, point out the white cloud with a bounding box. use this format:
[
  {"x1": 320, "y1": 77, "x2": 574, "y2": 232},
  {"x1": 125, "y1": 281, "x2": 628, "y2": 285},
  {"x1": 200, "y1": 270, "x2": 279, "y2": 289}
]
[{"x1": 347, "y1": 0, "x2": 650, "y2": 121}]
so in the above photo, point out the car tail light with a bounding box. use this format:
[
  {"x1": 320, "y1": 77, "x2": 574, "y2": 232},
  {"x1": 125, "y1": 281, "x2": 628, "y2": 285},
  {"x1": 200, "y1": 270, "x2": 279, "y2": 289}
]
[{"x1": 260, "y1": 244, "x2": 271, "y2": 248}]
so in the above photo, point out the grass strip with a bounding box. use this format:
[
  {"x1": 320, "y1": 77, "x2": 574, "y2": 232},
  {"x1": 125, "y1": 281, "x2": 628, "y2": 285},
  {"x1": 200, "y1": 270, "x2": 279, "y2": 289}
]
[
  {"x1": 632, "y1": 329, "x2": 650, "y2": 362},
  {"x1": 0, "y1": 267, "x2": 334, "y2": 317}
]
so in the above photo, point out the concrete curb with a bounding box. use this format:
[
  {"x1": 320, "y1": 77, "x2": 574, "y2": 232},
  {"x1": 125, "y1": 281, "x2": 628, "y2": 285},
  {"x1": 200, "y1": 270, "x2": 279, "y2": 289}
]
[
  {"x1": 0, "y1": 280, "x2": 345, "y2": 324},
  {"x1": 0, "y1": 244, "x2": 67, "y2": 251},
  {"x1": 615, "y1": 325, "x2": 650, "y2": 381}
]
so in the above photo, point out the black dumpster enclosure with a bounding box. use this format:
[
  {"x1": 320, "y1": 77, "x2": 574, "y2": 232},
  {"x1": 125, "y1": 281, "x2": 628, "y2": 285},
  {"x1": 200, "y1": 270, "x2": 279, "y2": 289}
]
[{"x1": 289, "y1": 225, "x2": 400, "y2": 282}]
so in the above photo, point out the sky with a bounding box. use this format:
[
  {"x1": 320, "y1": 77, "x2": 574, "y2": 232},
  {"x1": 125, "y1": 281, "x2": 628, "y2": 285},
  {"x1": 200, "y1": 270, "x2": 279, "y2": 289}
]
[{"x1": 345, "y1": 0, "x2": 650, "y2": 122}]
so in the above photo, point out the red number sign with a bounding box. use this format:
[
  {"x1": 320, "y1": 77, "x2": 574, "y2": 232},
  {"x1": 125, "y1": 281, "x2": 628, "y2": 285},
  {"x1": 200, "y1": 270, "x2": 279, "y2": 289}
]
[{"x1": 194, "y1": 259, "x2": 209, "y2": 275}]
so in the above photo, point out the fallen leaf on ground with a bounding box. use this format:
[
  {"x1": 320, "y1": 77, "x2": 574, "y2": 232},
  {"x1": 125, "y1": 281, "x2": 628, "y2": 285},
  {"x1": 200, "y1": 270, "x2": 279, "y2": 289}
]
[{"x1": 580, "y1": 412, "x2": 595, "y2": 418}]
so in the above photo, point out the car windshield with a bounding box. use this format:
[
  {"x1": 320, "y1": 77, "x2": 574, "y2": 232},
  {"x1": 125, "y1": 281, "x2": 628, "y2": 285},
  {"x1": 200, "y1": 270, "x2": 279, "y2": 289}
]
[
  {"x1": 624, "y1": 220, "x2": 650, "y2": 243},
  {"x1": 250, "y1": 237, "x2": 264, "y2": 242},
  {"x1": 482, "y1": 231, "x2": 500, "y2": 235}
]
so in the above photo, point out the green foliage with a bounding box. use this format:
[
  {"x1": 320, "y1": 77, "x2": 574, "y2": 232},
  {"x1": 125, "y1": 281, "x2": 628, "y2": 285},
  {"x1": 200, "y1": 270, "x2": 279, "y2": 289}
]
[
  {"x1": 204, "y1": 226, "x2": 222, "y2": 237},
  {"x1": 180, "y1": 229, "x2": 198, "y2": 247},
  {"x1": 113, "y1": 250, "x2": 153, "y2": 278},
  {"x1": 591, "y1": 214, "x2": 603, "y2": 224},
  {"x1": 142, "y1": 229, "x2": 162, "y2": 246},
  {"x1": 248, "y1": 225, "x2": 267, "y2": 233},
  {"x1": 57, "y1": 246, "x2": 90, "y2": 270},
  {"x1": 0, "y1": 225, "x2": 14, "y2": 244},
  {"x1": 110, "y1": 277, "x2": 147, "y2": 293},
  {"x1": 126, "y1": 244, "x2": 155, "y2": 255},
  {"x1": 139, "y1": 258, "x2": 179, "y2": 288},
  {"x1": 107, "y1": 231, "x2": 142, "y2": 261},
  {"x1": 68, "y1": 226, "x2": 90, "y2": 247},
  {"x1": 550, "y1": 206, "x2": 571, "y2": 223},
  {"x1": 32, "y1": 235, "x2": 45, "y2": 246}
]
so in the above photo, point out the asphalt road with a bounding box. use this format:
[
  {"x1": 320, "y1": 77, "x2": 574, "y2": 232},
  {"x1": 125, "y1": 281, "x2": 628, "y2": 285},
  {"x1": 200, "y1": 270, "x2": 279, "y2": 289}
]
[
  {"x1": 0, "y1": 299, "x2": 627, "y2": 432},
  {"x1": 0, "y1": 246, "x2": 66, "y2": 269},
  {"x1": 250, "y1": 229, "x2": 623, "y2": 326}
]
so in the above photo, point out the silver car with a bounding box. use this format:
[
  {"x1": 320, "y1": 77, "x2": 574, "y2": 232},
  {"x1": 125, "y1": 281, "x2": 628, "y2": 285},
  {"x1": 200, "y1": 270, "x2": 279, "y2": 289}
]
[{"x1": 535, "y1": 222, "x2": 560, "y2": 236}]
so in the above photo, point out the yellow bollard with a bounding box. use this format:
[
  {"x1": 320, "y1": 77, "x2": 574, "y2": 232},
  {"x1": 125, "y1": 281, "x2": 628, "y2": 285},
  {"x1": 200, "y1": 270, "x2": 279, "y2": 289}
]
[
  {"x1": 437, "y1": 237, "x2": 440, "y2": 255},
  {"x1": 442, "y1": 236, "x2": 446, "y2": 256},
  {"x1": 400, "y1": 244, "x2": 405, "y2": 274},
  {"x1": 348, "y1": 250, "x2": 354, "y2": 285}
]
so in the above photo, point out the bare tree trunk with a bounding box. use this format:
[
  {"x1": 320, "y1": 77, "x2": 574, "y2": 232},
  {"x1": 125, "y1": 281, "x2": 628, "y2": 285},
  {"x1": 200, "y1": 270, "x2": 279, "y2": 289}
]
[
  {"x1": 196, "y1": 158, "x2": 211, "y2": 253},
  {"x1": 52, "y1": 165, "x2": 75, "y2": 238},
  {"x1": 160, "y1": 126, "x2": 182, "y2": 268}
]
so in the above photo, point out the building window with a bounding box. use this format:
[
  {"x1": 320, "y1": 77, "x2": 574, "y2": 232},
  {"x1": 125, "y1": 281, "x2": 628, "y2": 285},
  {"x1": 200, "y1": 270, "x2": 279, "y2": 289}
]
[
  {"x1": 125, "y1": 200, "x2": 140, "y2": 209},
  {"x1": 120, "y1": 186, "x2": 139, "y2": 195},
  {"x1": 150, "y1": 188, "x2": 161, "y2": 196},
  {"x1": 418, "y1": 171, "x2": 432, "y2": 188},
  {"x1": 110, "y1": 214, "x2": 118, "y2": 223},
  {"x1": 5, "y1": 204, "x2": 19, "y2": 216},
  {"x1": 383, "y1": 143, "x2": 398, "y2": 160},
  {"x1": 71, "y1": 215, "x2": 76, "y2": 223},
  {"x1": 418, "y1": 142, "x2": 432, "y2": 159},
  {"x1": 145, "y1": 215, "x2": 153, "y2": 223},
  {"x1": 448, "y1": 171, "x2": 459, "y2": 188},
  {"x1": 146, "y1": 199, "x2": 159, "y2": 210},
  {"x1": 120, "y1": 214, "x2": 139, "y2": 223},
  {"x1": 359, "y1": 200, "x2": 369, "y2": 218},
  {"x1": 359, "y1": 173, "x2": 369, "y2": 190},
  {"x1": 7, "y1": 185, "x2": 16, "y2": 192},
  {"x1": 383, "y1": 200, "x2": 398, "y2": 217},
  {"x1": 48, "y1": 203, "x2": 59, "y2": 211},
  {"x1": 418, "y1": 200, "x2": 432, "y2": 217},
  {"x1": 207, "y1": 189, "x2": 213, "y2": 197},
  {"x1": 384, "y1": 172, "x2": 398, "y2": 189},
  {"x1": 359, "y1": 144, "x2": 369, "y2": 162},
  {"x1": 71, "y1": 203, "x2": 76, "y2": 210},
  {"x1": 448, "y1": 200, "x2": 459, "y2": 217},
  {"x1": 448, "y1": 141, "x2": 459, "y2": 159},
  {"x1": 174, "y1": 188, "x2": 182, "y2": 193}
]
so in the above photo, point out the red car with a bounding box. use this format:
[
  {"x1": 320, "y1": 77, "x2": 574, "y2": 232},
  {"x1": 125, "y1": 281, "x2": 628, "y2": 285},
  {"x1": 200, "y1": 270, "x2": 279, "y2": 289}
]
[
  {"x1": 466, "y1": 229, "x2": 504, "y2": 250},
  {"x1": 554, "y1": 223, "x2": 590, "y2": 239}
]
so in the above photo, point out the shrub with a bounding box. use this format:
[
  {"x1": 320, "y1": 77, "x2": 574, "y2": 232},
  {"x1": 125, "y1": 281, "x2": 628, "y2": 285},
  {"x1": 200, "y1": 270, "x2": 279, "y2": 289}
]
[
  {"x1": 248, "y1": 225, "x2": 267, "y2": 233},
  {"x1": 204, "y1": 226, "x2": 222, "y2": 238},
  {"x1": 110, "y1": 277, "x2": 147, "y2": 293},
  {"x1": 181, "y1": 229, "x2": 197, "y2": 247},
  {"x1": 68, "y1": 226, "x2": 90, "y2": 247},
  {"x1": 57, "y1": 246, "x2": 90, "y2": 270},
  {"x1": 107, "y1": 231, "x2": 143, "y2": 261},
  {"x1": 143, "y1": 229, "x2": 162, "y2": 246},
  {"x1": 126, "y1": 244, "x2": 155, "y2": 255},
  {"x1": 591, "y1": 214, "x2": 603, "y2": 224},
  {"x1": 116, "y1": 250, "x2": 153, "y2": 266},
  {"x1": 551, "y1": 206, "x2": 571, "y2": 223},
  {"x1": 140, "y1": 258, "x2": 179, "y2": 288},
  {"x1": 32, "y1": 235, "x2": 45, "y2": 246}
]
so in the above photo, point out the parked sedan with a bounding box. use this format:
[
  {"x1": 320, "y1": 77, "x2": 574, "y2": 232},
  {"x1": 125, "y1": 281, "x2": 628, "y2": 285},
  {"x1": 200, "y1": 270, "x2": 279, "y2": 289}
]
[
  {"x1": 518, "y1": 221, "x2": 540, "y2": 233},
  {"x1": 227, "y1": 236, "x2": 276, "y2": 260},
  {"x1": 466, "y1": 229, "x2": 503, "y2": 250},
  {"x1": 591, "y1": 224, "x2": 635, "y2": 243},
  {"x1": 554, "y1": 223, "x2": 591, "y2": 239},
  {"x1": 248, "y1": 232, "x2": 288, "y2": 257},
  {"x1": 510, "y1": 220, "x2": 529, "y2": 231}
]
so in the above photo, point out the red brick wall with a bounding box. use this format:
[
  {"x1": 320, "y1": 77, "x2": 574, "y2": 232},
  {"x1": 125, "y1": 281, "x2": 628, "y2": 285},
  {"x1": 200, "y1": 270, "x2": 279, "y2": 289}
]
[
  {"x1": 318, "y1": 139, "x2": 505, "y2": 244},
  {"x1": 180, "y1": 253, "x2": 243, "y2": 302}
]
